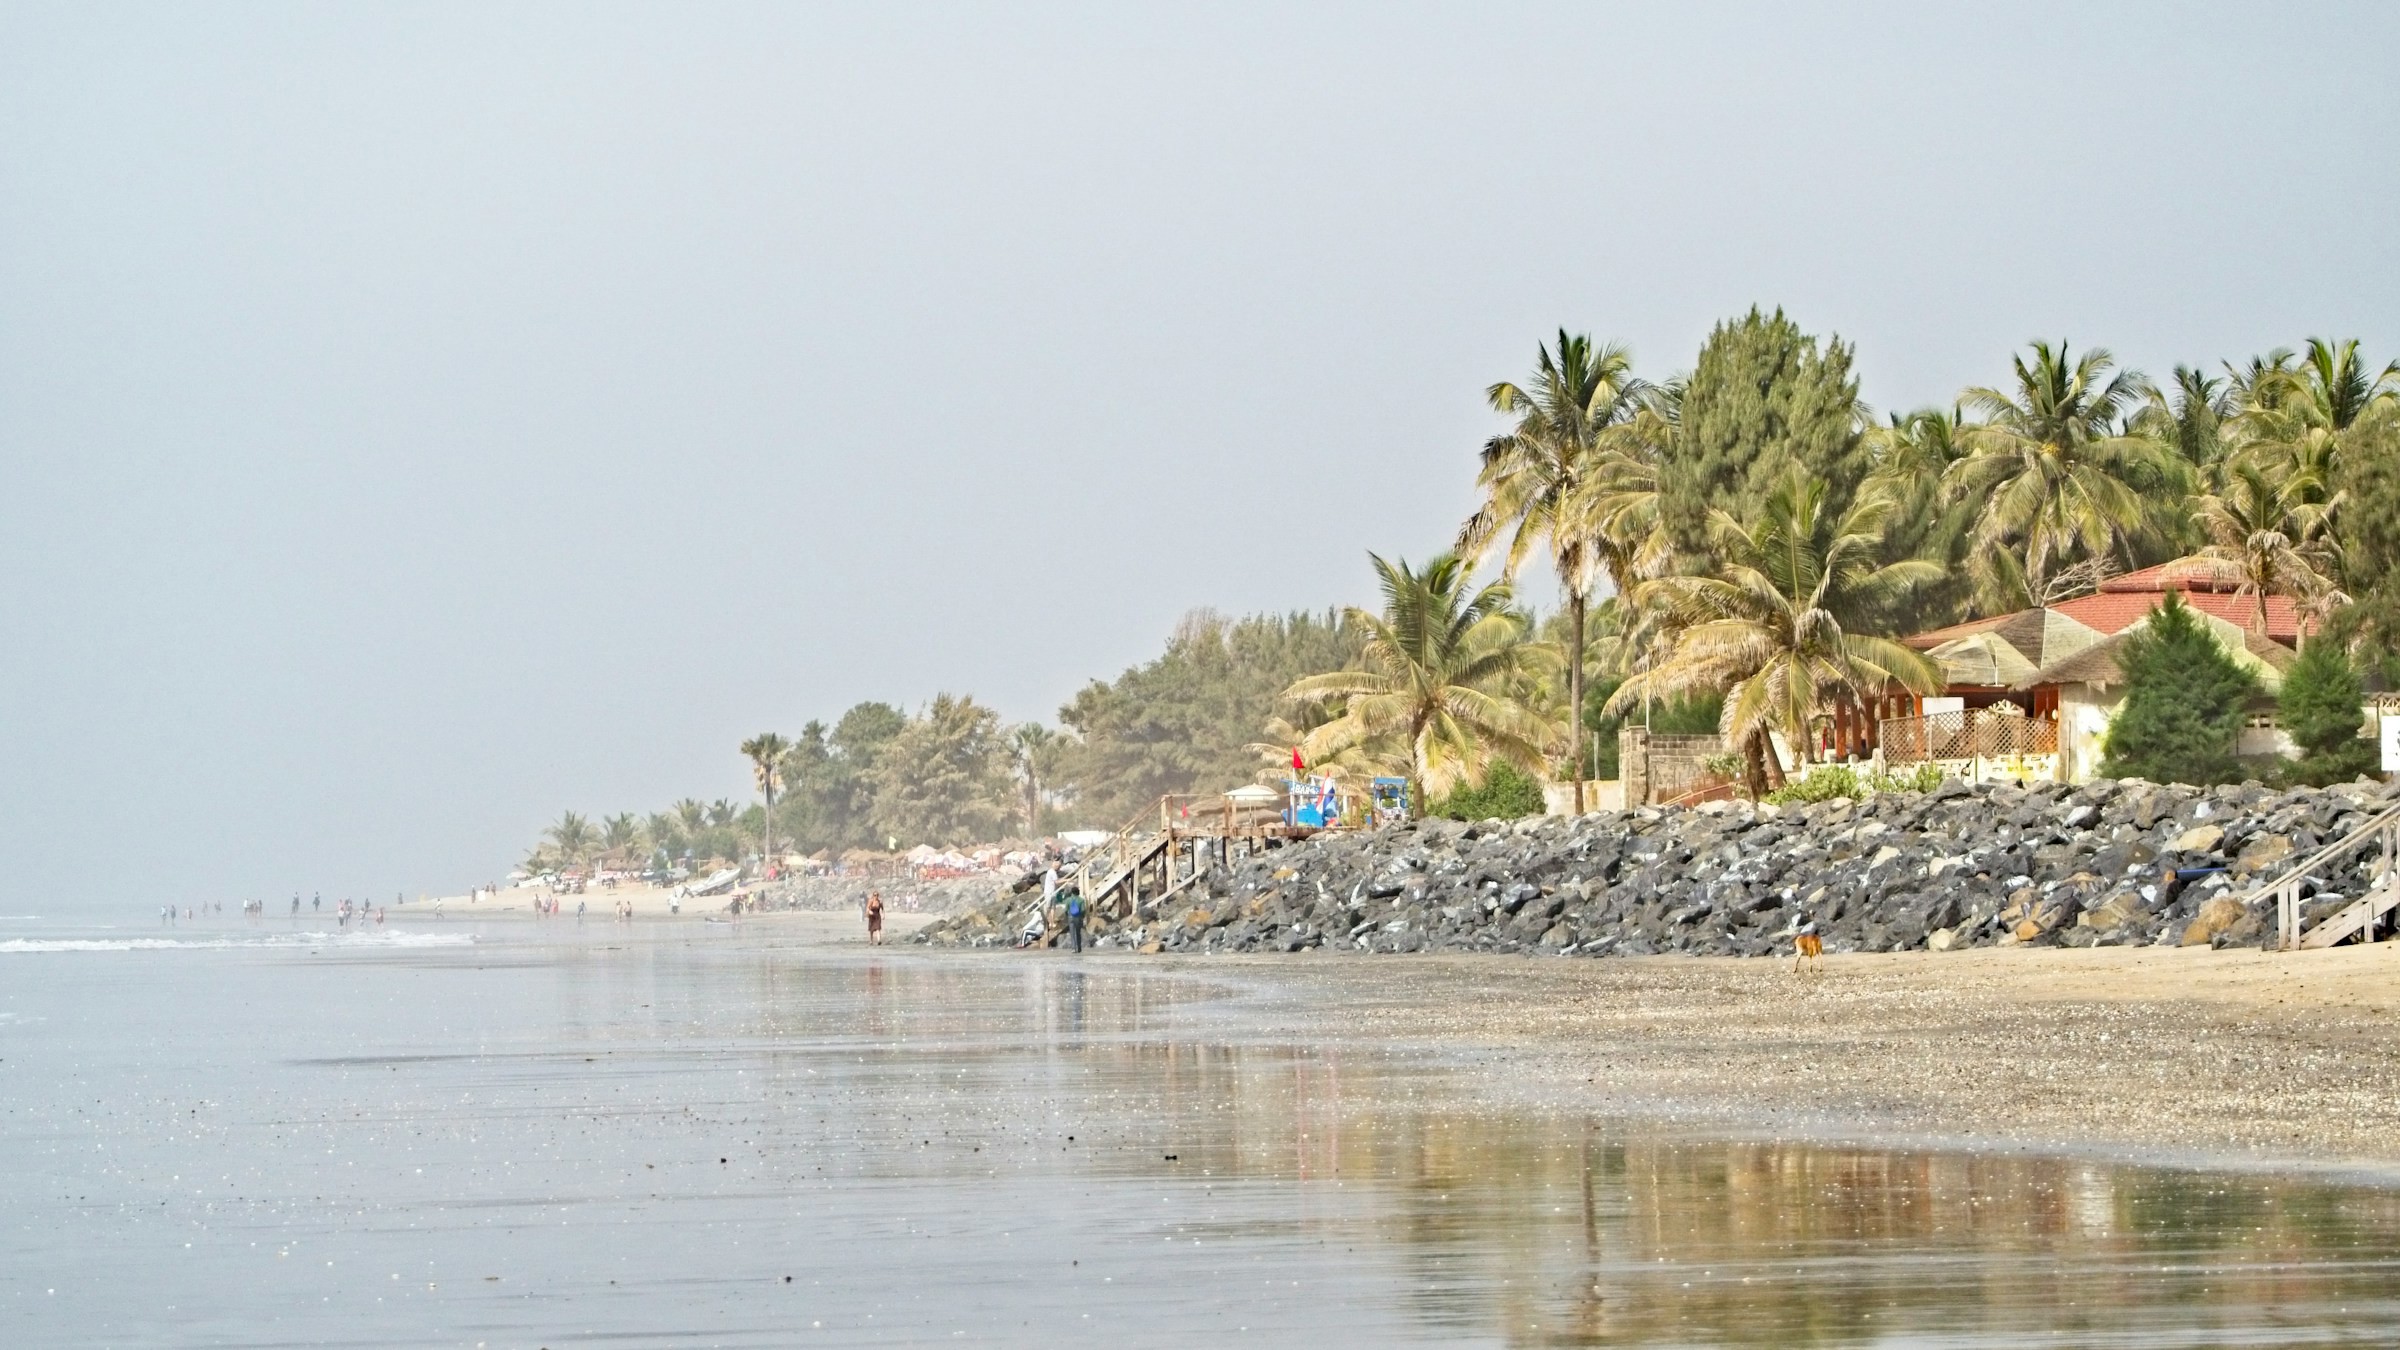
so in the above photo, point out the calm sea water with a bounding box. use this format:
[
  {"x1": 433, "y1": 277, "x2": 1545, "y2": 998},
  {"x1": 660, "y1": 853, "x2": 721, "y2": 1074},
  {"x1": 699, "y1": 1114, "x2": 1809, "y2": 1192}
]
[{"x1": 5, "y1": 913, "x2": 2400, "y2": 1347}]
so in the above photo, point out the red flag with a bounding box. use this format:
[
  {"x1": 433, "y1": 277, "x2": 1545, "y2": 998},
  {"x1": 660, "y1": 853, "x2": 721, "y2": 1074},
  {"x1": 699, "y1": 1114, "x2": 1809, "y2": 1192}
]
[{"x1": 1291, "y1": 746, "x2": 1305, "y2": 772}]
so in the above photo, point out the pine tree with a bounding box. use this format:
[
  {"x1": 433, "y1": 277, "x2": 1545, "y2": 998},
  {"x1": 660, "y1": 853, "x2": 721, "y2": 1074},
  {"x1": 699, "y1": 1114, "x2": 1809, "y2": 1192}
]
[
  {"x1": 1661, "y1": 307, "x2": 1866, "y2": 563},
  {"x1": 2099, "y1": 593, "x2": 2261, "y2": 786},
  {"x1": 2277, "y1": 641, "x2": 2377, "y2": 785}
]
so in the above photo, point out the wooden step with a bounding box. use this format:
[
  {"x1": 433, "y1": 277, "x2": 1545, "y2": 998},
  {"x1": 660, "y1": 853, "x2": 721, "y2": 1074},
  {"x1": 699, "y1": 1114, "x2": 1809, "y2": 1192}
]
[{"x1": 2300, "y1": 880, "x2": 2400, "y2": 949}]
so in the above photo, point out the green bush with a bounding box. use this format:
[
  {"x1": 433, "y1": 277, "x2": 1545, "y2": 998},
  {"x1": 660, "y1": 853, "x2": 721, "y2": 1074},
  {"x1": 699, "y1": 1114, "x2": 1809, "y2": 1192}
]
[
  {"x1": 1868, "y1": 762, "x2": 1945, "y2": 794},
  {"x1": 2100, "y1": 593, "x2": 2261, "y2": 787},
  {"x1": 1764, "y1": 764, "x2": 1861, "y2": 804},
  {"x1": 2277, "y1": 641, "x2": 2377, "y2": 786},
  {"x1": 1432, "y1": 759, "x2": 1546, "y2": 820},
  {"x1": 1761, "y1": 760, "x2": 1943, "y2": 805}
]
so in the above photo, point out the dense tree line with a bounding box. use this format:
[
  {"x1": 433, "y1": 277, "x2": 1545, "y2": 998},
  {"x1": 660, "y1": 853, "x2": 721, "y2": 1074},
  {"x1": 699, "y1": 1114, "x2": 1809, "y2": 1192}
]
[{"x1": 524, "y1": 314, "x2": 2396, "y2": 869}]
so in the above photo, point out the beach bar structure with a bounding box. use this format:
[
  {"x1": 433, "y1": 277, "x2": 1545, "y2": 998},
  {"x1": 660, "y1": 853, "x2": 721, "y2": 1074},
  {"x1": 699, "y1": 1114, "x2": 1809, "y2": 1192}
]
[{"x1": 1876, "y1": 557, "x2": 2303, "y2": 785}]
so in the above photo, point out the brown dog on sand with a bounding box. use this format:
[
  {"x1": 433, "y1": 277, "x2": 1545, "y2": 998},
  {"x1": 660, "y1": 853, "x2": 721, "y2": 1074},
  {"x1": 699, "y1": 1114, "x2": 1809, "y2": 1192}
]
[{"x1": 1792, "y1": 928, "x2": 1823, "y2": 972}]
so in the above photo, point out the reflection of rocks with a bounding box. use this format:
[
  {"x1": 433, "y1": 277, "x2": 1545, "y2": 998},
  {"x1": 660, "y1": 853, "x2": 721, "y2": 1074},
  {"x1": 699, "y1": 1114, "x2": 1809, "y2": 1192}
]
[{"x1": 915, "y1": 778, "x2": 2389, "y2": 957}]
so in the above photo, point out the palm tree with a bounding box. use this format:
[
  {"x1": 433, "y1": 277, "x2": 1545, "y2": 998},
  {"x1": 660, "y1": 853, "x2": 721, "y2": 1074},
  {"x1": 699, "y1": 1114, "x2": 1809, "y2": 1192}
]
[
  {"x1": 1857, "y1": 405, "x2": 1974, "y2": 632},
  {"x1": 1458, "y1": 331, "x2": 1646, "y2": 810},
  {"x1": 1284, "y1": 552, "x2": 1556, "y2": 806},
  {"x1": 2235, "y1": 338, "x2": 2400, "y2": 503},
  {"x1": 642, "y1": 811, "x2": 684, "y2": 864},
  {"x1": 739, "y1": 732, "x2": 792, "y2": 869},
  {"x1": 545, "y1": 810, "x2": 597, "y2": 870},
  {"x1": 600, "y1": 812, "x2": 641, "y2": 866},
  {"x1": 2194, "y1": 459, "x2": 2344, "y2": 637},
  {"x1": 2139, "y1": 365, "x2": 2239, "y2": 480},
  {"x1": 1608, "y1": 474, "x2": 1944, "y2": 795},
  {"x1": 1948, "y1": 341, "x2": 2188, "y2": 608},
  {"x1": 2282, "y1": 338, "x2": 2400, "y2": 432},
  {"x1": 1007, "y1": 723, "x2": 1066, "y2": 835}
]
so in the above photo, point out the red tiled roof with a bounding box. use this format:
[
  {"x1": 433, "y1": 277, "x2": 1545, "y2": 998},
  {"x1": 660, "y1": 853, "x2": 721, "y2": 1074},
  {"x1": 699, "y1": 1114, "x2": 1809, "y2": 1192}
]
[
  {"x1": 2100, "y1": 556, "x2": 2247, "y2": 594},
  {"x1": 1900, "y1": 612, "x2": 2017, "y2": 650},
  {"x1": 2051, "y1": 588, "x2": 2305, "y2": 643}
]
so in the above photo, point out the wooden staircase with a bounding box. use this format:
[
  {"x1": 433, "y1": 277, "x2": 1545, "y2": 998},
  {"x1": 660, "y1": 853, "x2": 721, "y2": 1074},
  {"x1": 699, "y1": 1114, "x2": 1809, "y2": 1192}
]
[
  {"x1": 2232, "y1": 784, "x2": 2400, "y2": 950},
  {"x1": 2298, "y1": 876, "x2": 2400, "y2": 949},
  {"x1": 1077, "y1": 830, "x2": 1173, "y2": 917}
]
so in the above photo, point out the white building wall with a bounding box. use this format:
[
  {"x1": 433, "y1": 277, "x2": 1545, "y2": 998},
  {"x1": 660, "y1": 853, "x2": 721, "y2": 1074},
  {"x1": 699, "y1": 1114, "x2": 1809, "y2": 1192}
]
[{"x1": 2058, "y1": 683, "x2": 2122, "y2": 784}]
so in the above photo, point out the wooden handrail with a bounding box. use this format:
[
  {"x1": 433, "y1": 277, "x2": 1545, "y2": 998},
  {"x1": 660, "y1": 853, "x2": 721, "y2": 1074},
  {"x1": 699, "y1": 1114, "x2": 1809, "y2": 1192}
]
[{"x1": 2225, "y1": 782, "x2": 2400, "y2": 949}]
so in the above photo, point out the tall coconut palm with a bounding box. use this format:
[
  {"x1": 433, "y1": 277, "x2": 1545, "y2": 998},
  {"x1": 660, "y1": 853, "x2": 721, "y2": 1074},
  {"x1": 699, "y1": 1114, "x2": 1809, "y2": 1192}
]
[
  {"x1": 2282, "y1": 338, "x2": 2400, "y2": 432},
  {"x1": 1948, "y1": 342, "x2": 2188, "y2": 608},
  {"x1": 1459, "y1": 331, "x2": 1646, "y2": 810},
  {"x1": 2194, "y1": 459, "x2": 2344, "y2": 637},
  {"x1": 600, "y1": 813, "x2": 641, "y2": 866},
  {"x1": 643, "y1": 811, "x2": 684, "y2": 863},
  {"x1": 2235, "y1": 338, "x2": 2400, "y2": 502},
  {"x1": 738, "y1": 732, "x2": 792, "y2": 868},
  {"x1": 1607, "y1": 474, "x2": 1944, "y2": 795},
  {"x1": 1857, "y1": 406, "x2": 1975, "y2": 632},
  {"x1": 545, "y1": 810, "x2": 597, "y2": 869},
  {"x1": 1006, "y1": 723, "x2": 1066, "y2": 836},
  {"x1": 2138, "y1": 365, "x2": 2240, "y2": 480},
  {"x1": 1284, "y1": 552, "x2": 1556, "y2": 807}
]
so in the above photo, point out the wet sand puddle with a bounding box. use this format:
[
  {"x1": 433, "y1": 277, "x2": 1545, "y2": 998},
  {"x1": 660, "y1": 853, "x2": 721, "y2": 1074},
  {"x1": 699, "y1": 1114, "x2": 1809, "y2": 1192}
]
[{"x1": 4, "y1": 924, "x2": 2399, "y2": 1345}]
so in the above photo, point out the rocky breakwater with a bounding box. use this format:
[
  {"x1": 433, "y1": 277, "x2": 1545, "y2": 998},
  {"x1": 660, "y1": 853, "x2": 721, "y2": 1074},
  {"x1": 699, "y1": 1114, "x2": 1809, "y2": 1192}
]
[
  {"x1": 914, "y1": 778, "x2": 2392, "y2": 957},
  {"x1": 760, "y1": 874, "x2": 1003, "y2": 916}
]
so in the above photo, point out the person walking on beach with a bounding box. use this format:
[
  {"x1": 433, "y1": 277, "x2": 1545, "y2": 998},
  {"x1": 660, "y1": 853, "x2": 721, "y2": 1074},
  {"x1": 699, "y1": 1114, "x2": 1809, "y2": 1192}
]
[
  {"x1": 1064, "y1": 890, "x2": 1084, "y2": 953},
  {"x1": 865, "y1": 891, "x2": 884, "y2": 945}
]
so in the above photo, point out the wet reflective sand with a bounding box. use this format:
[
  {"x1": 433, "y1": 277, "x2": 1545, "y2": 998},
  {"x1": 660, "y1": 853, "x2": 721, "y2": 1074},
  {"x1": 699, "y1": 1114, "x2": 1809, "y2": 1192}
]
[{"x1": 6, "y1": 923, "x2": 2400, "y2": 1345}]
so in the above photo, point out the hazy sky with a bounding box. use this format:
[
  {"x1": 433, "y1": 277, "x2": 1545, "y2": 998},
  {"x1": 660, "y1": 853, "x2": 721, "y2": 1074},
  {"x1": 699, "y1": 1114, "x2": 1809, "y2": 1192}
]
[{"x1": 5, "y1": 3, "x2": 2397, "y2": 907}]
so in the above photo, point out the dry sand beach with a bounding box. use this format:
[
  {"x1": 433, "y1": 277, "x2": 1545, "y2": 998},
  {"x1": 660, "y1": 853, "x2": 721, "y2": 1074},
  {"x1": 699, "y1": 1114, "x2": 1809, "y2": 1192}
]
[{"x1": 406, "y1": 883, "x2": 950, "y2": 928}]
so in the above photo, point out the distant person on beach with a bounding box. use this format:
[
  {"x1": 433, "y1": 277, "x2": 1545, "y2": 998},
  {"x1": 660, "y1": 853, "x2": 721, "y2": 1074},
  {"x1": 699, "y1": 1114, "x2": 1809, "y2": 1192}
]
[
  {"x1": 312, "y1": 893, "x2": 320, "y2": 913},
  {"x1": 1065, "y1": 891, "x2": 1084, "y2": 953},
  {"x1": 866, "y1": 891, "x2": 884, "y2": 945},
  {"x1": 291, "y1": 894, "x2": 299, "y2": 916}
]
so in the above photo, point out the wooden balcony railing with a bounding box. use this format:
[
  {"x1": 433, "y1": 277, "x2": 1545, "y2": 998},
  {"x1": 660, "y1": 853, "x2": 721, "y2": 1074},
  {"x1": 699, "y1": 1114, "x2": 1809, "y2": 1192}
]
[{"x1": 1879, "y1": 710, "x2": 2059, "y2": 764}]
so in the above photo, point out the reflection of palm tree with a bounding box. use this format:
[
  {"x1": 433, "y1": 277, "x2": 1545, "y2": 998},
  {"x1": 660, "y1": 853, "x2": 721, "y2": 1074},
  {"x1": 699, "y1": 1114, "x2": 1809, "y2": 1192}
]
[
  {"x1": 1285, "y1": 552, "x2": 1555, "y2": 805},
  {"x1": 1948, "y1": 342, "x2": 2186, "y2": 608},
  {"x1": 1610, "y1": 475, "x2": 1943, "y2": 793},
  {"x1": 1461, "y1": 332, "x2": 1645, "y2": 810},
  {"x1": 739, "y1": 732, "x2": 792, "y2": 867},
  {"x1": 2194, "y1": 460, "x2": 2343, "y2": 637}
]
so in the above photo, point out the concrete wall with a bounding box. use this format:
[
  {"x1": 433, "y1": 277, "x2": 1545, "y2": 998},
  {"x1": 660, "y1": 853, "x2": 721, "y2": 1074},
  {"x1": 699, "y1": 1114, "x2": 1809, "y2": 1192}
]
[
  {"x1": 1542, "y1": 780, "x2": 1624, "y2": 817},
  {"x1": 1619, "y1": 726, "x2": 1730, "y2": 805}
]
